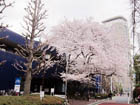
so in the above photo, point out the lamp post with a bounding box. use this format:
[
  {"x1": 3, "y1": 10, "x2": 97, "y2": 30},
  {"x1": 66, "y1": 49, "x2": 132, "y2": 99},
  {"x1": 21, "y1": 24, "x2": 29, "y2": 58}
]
[
  {"x1": 41, "y1": 54, "x2": 51, "y2": 90},
  {"x1": 40, "y1": 54, "x2": 51, "y2": 100},
  {"x1": 65, "y1": 60, "x2": 68, "y2": 105},
  {"x1": 110, "y1": 74, "x2": 113, "y2": 93},
  {"x1": 63, "y1": 53, "x2": 70, "y2": 105},
  {"x1": 43, "y1": 54, "x2": 51, "y2": 88}
]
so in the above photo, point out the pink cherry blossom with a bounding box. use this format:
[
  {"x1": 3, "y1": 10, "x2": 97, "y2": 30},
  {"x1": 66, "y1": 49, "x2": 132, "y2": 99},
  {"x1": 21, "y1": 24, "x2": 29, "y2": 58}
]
[{"x1": 48, "y1": 18, "x2": 130, "y2": 82}]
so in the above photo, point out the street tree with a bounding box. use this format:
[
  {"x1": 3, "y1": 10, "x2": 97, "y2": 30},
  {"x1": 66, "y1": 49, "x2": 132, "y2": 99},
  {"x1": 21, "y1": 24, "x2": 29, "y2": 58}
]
[
  {"x1": 130, "y1": 0, "x2": 140, "y2": 54},
  {"x1": 134, "y1": 55, "x2": 140, "y2": 85},
  {"x1": 0, "y1": 0, "x2": 13, "y2": 65},
  {"x1": 130, "y1": 0, "x2": 140, "y2": 88},
  {"x1": 0, "y1": 0, "x2": 12, "y2": 13},
  {"x1": 13, "y1": 0, "x2": 53, "y2": 95},
  {"x1": 48, "y1": 18, "x2": 130, "y2": 84},
  {"x1": 0, "y1": 0, "x2": 13, "y2": 31},
  {"x1": 48, "y1": 19, "x2": 116, "y2": 83},
  {"x1": 0, "y1": 0, "x2": 13, "y2": 27},
  {"x1": 48, "y1": 19, "x2": 130, "y2": 98}
]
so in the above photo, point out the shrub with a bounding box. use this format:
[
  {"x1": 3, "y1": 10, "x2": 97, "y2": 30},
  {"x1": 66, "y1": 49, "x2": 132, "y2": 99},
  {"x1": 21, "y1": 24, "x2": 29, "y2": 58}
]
[
  {"x1": 94, "y1": 93, "x2": 108, "y2": 99},
  {"x1": 0, "y1": 95, "x2": 65, "y2": 105}
]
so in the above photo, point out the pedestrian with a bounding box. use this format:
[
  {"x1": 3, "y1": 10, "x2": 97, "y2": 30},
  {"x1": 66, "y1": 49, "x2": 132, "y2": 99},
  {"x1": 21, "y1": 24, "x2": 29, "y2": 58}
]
[
  {"x1": 127, "y1": 92, "x2": 129, "y2": 97},
  {"x1": 108, "y1": 92, "x2": 112, "y2": 100}
]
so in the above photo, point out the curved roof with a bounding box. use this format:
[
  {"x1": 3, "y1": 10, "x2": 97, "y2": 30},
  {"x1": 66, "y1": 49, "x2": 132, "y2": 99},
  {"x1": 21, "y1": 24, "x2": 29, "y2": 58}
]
[
  {"x1": 102, "y1": 16, "x2": 127, "y2": 23},
  {"x1": 0, "y1": 28, "x2": 25, "y2": 45}
]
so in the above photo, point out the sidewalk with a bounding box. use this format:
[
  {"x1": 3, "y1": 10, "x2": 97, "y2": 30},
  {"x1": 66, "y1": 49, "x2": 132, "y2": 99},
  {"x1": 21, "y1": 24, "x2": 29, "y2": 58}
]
[
  {"x1": 88, "y1": 100, "x2": 134, "y2": 105},
  {"x1": 99, "y1": 103, "x2": 134, "y2": 105},
  {"x1": 87, "y1": 99, "x2": 107, "y2": 105},
  {"x1": 88, "y1": 95, "x2": 134, "y2": 105},
  {"x1": 65, "y1": 95, "x2": 134, "y2": 105},
  {"x1": 68, "y1": 98, "x2": 113, "y2": 105},
  {"x1": 69, "y1": 99, "x2": 98, "y2": 105}
]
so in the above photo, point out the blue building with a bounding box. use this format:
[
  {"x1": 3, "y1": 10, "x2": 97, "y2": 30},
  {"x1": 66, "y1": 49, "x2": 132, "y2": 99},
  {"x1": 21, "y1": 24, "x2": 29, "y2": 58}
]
[{"x1": 0, "y1": 28, "x2": 65, "y2": 94}]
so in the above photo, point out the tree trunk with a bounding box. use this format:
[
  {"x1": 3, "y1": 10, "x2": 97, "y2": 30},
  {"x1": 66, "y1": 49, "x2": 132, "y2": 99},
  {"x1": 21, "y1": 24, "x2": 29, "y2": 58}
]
[{"x1": 23, "y1": 70, "x2": 32, "y2": 95}]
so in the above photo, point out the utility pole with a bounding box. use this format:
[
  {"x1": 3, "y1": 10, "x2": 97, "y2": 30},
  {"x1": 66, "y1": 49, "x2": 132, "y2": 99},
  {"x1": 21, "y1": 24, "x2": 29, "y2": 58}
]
[{"x1": 130, "y1": 0, "x2": 136, "y2": 102}]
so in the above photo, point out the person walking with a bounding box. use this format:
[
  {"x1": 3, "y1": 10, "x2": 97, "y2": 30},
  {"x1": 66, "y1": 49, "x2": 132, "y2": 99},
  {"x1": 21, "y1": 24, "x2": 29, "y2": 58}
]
[
  {"x1": 108, "y1": 92, "x2": 113, "y2": 100},
  {"x1": 127, "y1": 92, "x2": 129, "y2": 97}
]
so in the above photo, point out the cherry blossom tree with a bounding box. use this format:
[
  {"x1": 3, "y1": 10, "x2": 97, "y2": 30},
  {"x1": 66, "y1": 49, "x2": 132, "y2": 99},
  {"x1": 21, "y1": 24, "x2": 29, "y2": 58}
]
[
  {"x1": 47, "y1": 19, "x2": 130, "y2": 99},
  {"x1": 48, "y1": 18, "x2": 130, "y2": 83},
  {"x1": 48, "y1": 19, "x2": 115, "y2": 82}
]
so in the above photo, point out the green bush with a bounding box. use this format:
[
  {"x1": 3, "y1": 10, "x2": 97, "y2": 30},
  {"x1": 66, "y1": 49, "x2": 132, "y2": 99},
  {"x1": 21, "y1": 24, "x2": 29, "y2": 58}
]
[
  {"x1": 135, "y1": 84, "x2": 140, "y2": 87},
  {"x1": 0, "y1": 95, "x2": 65, "y2": 105},
  {"x1": 94, "y1": 93, "x2": 108, "y2": 99}
]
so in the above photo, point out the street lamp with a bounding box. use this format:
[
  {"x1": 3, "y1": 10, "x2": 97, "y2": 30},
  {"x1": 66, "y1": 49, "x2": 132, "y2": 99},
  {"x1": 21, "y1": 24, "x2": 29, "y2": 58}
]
[
  {"x1": 63, "y1": 53, "x2": 69, "y2": 105},
  {"x1": 40, "y1": 54, "x2": 51, "y2": 92},
  {"x1": 110, "y1": 74, "x2": 113, "y2": 93},
  {"x1": 45, "y1": 54, "x2": 51, "y2": 60}
]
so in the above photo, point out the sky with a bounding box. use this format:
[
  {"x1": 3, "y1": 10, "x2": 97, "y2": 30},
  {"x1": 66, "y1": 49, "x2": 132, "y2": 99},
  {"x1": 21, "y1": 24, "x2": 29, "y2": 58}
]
[{"x1": 2, "y1": 0, "x2": 131, "y2": 35}]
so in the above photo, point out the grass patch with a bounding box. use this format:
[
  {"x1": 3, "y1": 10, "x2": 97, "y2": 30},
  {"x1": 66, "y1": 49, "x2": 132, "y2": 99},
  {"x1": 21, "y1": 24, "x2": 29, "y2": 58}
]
[{"x1": 0, "y1": 95, "x2": 64, "y2": 105}]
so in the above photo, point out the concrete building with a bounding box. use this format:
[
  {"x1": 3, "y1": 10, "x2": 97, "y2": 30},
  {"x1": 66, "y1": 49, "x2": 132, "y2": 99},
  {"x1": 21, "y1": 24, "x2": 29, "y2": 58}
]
[{"x1": 102, "y1": 16, "x2": 131, "y2": 92}]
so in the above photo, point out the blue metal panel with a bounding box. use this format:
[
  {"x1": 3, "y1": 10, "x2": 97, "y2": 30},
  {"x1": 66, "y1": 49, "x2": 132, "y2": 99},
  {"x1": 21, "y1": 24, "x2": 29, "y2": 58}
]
[
  {"x1": 0, "y1": 50, "x2": 24, "y2": 90},
  {"x1": 15, "y1": 77, "x2": 21, "y2": 85},
  {"x1": 95, "y1": 75, "x2": 101, "y2": 90},
  {"x1": 0, "y1": 29, "x2": 25, "y2": 45},
  {"x1": 0, "y1": 28, "x2": 64, "y2": 90}
]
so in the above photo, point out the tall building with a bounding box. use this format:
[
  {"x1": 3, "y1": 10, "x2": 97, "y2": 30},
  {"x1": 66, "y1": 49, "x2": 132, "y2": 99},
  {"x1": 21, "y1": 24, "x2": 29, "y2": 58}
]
[{"x1": 102, "y1": 16, "x2": 131, "y2": 91}]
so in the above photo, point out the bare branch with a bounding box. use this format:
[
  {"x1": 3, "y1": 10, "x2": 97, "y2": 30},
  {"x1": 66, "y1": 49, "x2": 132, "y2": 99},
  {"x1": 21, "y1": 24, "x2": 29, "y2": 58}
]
[
  {"x1": 12, "y1": 60, "x2": 27, "y2": 72},
  {"x1": 0, "y1": 0, "x2": 13, "y2": 13},
  {"x1": 0, "y1": 60, "x2": 6, "y2": 66}
]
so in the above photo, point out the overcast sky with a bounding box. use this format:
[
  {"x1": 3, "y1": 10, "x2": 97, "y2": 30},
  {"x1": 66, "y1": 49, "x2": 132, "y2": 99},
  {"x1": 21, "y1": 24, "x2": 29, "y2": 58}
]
[{"x1": 2, "y1": 0, "x2": 130, "y2": 35}]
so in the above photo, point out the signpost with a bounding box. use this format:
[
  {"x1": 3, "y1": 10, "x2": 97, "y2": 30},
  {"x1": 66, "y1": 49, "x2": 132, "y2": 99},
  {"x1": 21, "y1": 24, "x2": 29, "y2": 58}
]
[
  {"x1": 14, "y1": 77, "x2": 21, "y2": 95},
  {"x1": 51, "y1": 88, "x2": 54, "y2": 96},
  {"x1": 95, "y1": 75, "x2": 101, "y2": 93},
  {"x1": 40, "y1": 91, "x2": 44, "y2": 101}
]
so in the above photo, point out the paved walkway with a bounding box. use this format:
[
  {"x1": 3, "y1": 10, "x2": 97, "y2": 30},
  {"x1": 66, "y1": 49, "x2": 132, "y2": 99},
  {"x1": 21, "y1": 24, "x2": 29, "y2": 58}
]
[
  {"x1": 111, "y1": 95, "x2": 130, "y2": 104},
  {"x1": 99, "y1": 103, "x2": 134, "y2": 105},
  {"x1": 67, "y1": 95, "x2": 136, "y2": 105},
  {"x1": 69, "y1": 99, "x2": 97, "y2": 105},
  {"x1": 89, "y1": 95, "x2": 135, "y2": 105}
]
